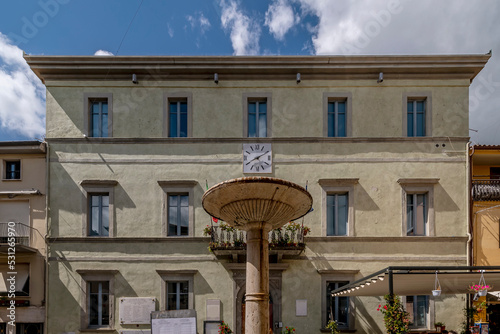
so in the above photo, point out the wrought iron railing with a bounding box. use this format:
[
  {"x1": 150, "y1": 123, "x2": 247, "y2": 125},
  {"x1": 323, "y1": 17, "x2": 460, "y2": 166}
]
[
  {"x1": 207, "y1": 224, "x2": 307, "y2": 250},
  {"x1": 472, "y1": 179, "x2": 500, "y2": 201},
  {"x1": 0, "y1": 222, "x2": 32, "y2": 247}
]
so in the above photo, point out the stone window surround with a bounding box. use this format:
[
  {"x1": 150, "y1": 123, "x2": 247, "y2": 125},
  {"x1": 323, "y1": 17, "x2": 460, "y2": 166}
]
[
  {"x1": 319, "y1": 179, "x2": 358, "y2": 237},
  {"x1": 2, "y1": 159, "x2": 22, "y2": 181},
  {"x1": 322, "y1": 92, "x2": 353, "y2": 137},
  {"x1": 163, "y1": 92, "x2": 193, "y2": 137},
  {"x1": 83, "y1": 93, "x2": 113, "y2": 137},
  {"x1": 242, "y1": 92, "x2": 272, "y2": 138},
  {"x1": 156, "y1": 270, "x2": 197, "y2": 311},
  {"x1": 319, "y1": 269, "x2": 358, "y2": 330},
  {"x1": 80, "y1": 180, "x2": 118, "y2": 238},
  {"x1": 402, "y1": 92, "x2": 432, "y2": 137},
  {"x1": 158, "y1": 180, "x2": 197, "y2": 237},
  {"x1": 398, "y1": 178, "x2": 439, "y2": 237},
  {"x1": 76, "y1": 269, "x2": 118, "y2": 331}
]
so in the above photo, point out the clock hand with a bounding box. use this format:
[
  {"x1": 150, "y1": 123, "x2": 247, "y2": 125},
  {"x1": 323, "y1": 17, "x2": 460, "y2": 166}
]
[{"x1": 245, "y1": 151, "x2": 269, "y2": 165}]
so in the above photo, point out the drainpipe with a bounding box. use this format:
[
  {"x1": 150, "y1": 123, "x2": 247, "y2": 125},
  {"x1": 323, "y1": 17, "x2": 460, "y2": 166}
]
[
  {"x1": 467, "y1": 142, "x2": 473, "y2": 266},
  {"x1": 44, "y1": 141, "x2": 50, "y2": 334}
]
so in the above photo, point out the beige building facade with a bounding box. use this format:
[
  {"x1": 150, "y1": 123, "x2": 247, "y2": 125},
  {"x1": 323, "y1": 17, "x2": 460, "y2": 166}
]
[
  {"x1": 26, "y1": 54, "x2": 489, "y2": 333},
  {"x1": 0, "y1": 141, "x2": 47, "y2": 333}
]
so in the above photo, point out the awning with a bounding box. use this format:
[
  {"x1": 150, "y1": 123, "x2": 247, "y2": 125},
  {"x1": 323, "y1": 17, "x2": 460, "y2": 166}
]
[{"x1": 331, "y1": 266, "x2": 500, "y2": 297}]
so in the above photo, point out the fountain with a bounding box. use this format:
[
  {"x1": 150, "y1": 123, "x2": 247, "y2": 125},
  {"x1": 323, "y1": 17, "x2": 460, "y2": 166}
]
[{"x1": 202, "y1": 177, "x2": 312, "y2": 334}]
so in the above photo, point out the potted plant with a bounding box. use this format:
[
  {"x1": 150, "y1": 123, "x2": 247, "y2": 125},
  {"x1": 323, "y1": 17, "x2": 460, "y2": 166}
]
[
  {"x1": 281, "y1": 327, "x2": 295, "y2": 334},
  {"x1": 468, "y1": 284, "x2": 491, "y2": 296},
  {"x1": 326, "y1": 320, "x2": 340, "y2": 334},
  {"x1": 377, "y1": 294, "x2": 410, "y2": 334},
  {"x1": 434, "y1": 322, "x2": 446, "y2": 332},
  {"x1": 218, "y1": 321, "x2": 233, "y2": 334}
]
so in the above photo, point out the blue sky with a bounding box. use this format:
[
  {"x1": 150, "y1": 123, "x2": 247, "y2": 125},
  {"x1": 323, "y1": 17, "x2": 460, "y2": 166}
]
[{"x1": 1, "y1": 0, "x2": 500, "y2": 143}]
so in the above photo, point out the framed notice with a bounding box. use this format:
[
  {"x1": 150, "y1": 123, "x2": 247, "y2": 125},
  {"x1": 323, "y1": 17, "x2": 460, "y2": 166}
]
[{"x1": 204, "y1": 321, "x2": 222, "y2": 334}]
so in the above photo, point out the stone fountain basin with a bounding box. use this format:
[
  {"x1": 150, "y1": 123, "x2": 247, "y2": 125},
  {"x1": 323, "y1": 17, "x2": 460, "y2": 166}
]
[{"x1": 202, "y1": 177, "x2": 313, "y2": 230}]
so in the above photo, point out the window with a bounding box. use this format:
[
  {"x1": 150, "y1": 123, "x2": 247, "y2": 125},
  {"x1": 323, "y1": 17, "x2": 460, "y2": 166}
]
[
  {"x1": 77, "y1": 270, "x2": 116, "y2": 330},
  {"x1": 157, "y1": 270, "x2": 196, "y2": 311},
  {"x1": 403, "y1": 93, "x2": 431, "y2": 137},
  {"x1": 319, "y1": 179, "x2": 357, "y2": 237},
  {"x1": 89, "y1": 281, "x2": 110, "y2": 327},
  {"x1": 4, "y1": 160, "x2": 21, "y2": 180},
  {"x1": 158, "y1": 181, "x2": 197, "y2": 237},
  {"x1": 406, "y1": 295, "x2": 429, "y2": 329},
  {"x1": 398, "y1": 178, "x2": 438, "y2": 237},
  {"x1": 169, "y1": 100, "x2": 188, "y2": 137},
  {"x1": 320, "y1": 271, "x2": 357, "y2": 330},
  {"x1": 490, "y1": 167, "x2": 500, "y2": 179},
  {"x1": 327, "y1": 193, "x2": 348, "y2": 236},
  {"x1": 164, "y1": 93, "x2": 192, "y2": 137},
  {"x1": 0, "y1": 264, "x2": 29, "y2": 296},
  {"x1": 90, "y1": 99, "x2": 108, "y2": 137},
  {"x1": 406, "y1": 193, "x2": 427, "y2": 236},
  {"x1": 407, "y1": 100, "x2": 425, "y2": 137},
  {"x1": 15, "y1": 323, "x2": 44, "y2": 334},
  {"x1": 80, "y1": 180, "x2": 117, "y2": 237},
  {"x1": 167, "y1": 281, "x2": 189, "y2": 310},
  {"x1": 89, "y1": 194, "x2": 109, "y2": 236},
  {"x1": 168, "y1": 194, "x2": 189, "y2": 236},
  {"x1": 323, "y1": 93, "x2": 352, "y2": 137},
  {"x1": 243, "y1": 93, "x2": 272, "y2": 137},
  {"x1": 248, "y1": 100, "x2": 267, "y2": 137},
  {"x1": 326, "y1": 281, "x2": 349, "y2": 328},
  {"x1": 84, "y1": 93, "x2": 113, "y2": 137},
  {"x1": 327, "y1": 101, "x2": 346, "y2": 137}
]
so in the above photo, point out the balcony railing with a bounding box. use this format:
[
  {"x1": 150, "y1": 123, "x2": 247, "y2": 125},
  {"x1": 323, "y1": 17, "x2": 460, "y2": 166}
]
[
  {"x1": 472, "y1": 179, "x2": 500, "y2": 201},
  {"x1": 0, "y1": 222, "x2": 41, "y2": 252},
  {"x1": 208, "y1": 226, "x2": 305, "y2": 249}
]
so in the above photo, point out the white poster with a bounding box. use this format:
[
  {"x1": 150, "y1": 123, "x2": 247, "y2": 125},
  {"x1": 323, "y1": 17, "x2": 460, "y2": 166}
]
[{"x1": 152, "y1": 317, "x2": 196, "y2": 334}]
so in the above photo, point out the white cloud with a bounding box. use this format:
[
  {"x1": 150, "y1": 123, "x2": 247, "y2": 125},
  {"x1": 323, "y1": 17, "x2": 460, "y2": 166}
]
[
  {"x1": 220, "y1": 0, "x2": 261, "y2": 55},
  {"x1": 187, "y1": 12, "x2": 211, "y2": 35},
  {"x1": 94, "y1": 49, "x2": 114, "y2": 56},
  {"x1": 265, "y1": 0, "x2": 300, "y2": 41},
  {"x1": 0, "y1": 33, "x2": 45, "y2": 139},
  {"x1": 167, "y1": 24, "x2": 174, "y2": 38}
]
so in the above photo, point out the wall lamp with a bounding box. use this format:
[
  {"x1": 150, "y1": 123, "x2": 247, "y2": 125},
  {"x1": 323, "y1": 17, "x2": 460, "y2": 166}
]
[
  {"x1": 132, "y1": 73, "x2": 138, "y2": 84},
  {"x1": 214, "y1": 73, "x2": 219, "y2": 84},
  {"x1": 377, "y1": 72, "x2": 383, "y2": 83},
  {"x1": 296, "y1": 72, "x2": 301, "y2": 84}
]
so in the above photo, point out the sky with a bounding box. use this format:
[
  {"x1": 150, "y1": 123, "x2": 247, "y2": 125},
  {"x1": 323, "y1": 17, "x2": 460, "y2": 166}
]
[{"x1": 0, "y1": 0, "x2": 499, "y2": 144}]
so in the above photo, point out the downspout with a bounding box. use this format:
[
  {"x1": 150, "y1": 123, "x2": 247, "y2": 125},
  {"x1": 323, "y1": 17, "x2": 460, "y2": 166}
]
[
  {"x1": 44, "y1": 141, "x2": 50, "y2": 334},
  {"x1": 467, "y1": 142, "x2": 474, "y2": 267}
]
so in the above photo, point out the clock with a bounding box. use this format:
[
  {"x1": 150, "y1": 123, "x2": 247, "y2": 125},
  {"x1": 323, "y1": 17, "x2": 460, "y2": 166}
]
[{"x1": 243, "y1": 143, "x2": 272, "y2": 173}]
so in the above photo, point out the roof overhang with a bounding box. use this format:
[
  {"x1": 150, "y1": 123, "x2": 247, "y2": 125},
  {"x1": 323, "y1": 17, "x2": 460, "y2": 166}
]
[
  {"x1": 23, "y1": 53, "x2": 491, "y2": 83},
  {"x1": 0, "y1": 190, "x2": 43, "y2": 197},
  {"x1": 0, "y1": 141, "x2": 45, "y2": 154},
  {"x1": 332, "y1": 266, "x2": 500, "y2": 297}
]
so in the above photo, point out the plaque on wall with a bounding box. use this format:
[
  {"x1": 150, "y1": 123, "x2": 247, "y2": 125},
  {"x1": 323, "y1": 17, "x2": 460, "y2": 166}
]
[
  {"x1": 120, "y1": 331, "x2": 151, "y2": 334},
  {"x1": 119, "y1": 297, "x2": 156, "y2": 324},
  {"x1": 151, "y1": 310, "x2": 197, "y2": 334}
]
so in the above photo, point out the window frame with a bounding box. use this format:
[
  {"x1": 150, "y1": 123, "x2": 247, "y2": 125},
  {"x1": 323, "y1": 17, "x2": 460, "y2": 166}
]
[
  {"x1": 88, "y1": 193, "x2": 110, "y2": 237},
  {"x1": 402, "y1": 295, "x2": 433, "y2": 330},
  {"x1": 243, "y1": 93, "x2": 272, "y2": 138},
  {"x1": 323, "y1": 93, "x2": 352, "y2": 137},
  {"x1": 0, "y1": 263, "x2": 30, "y2": 297},
  {"x1": 3, "y1": 160, "x2": 21, "y2": 180},
  {"x1": 157, "y1": 270, "x2": 197, "y2": 311},
  {"x1": 402, "y1": 92, "x2": 432, "y2": 137},
  {"x1": 398, "y1": 178, "x2": 438, "y2": 237},
  {"x1": 77, "y1": 270, "x2": 117, "y2": 330},
  {"x1": 319, "y1": 179, "x2": 358, "y2": 237},
  {"x1": 80, "y1": 180, "x2": 118, "y2": 238},
  {"x1": 84, "y1": 93, "x2": 113, "y2": 138},
  {"x1": 158, "y1": 181, "x2": 197, "y2": 237},
  {"x1": 320, "y1": 270, "x2": 357, "y2": 330},
  {"x1": 163, "y1": 92, "x2": 193, "y2": 138},
  {"x1": 326, "y1": 193, "x2": 349, "y2": 236}
]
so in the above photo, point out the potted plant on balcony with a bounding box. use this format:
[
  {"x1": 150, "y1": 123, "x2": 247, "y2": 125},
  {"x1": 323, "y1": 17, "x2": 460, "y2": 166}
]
[
  {"x1": 377, "y1": 294, "x2": 410, "y2": 334},
  {"x1": 218, "y1": 321, "x2": 233, "y2": 334},
  {"x1": 434, "y1": 322, "x2": 446, "y2": 332},
  {"x1": 326, "y1": 320, "x2": 340, "y2": 334}
]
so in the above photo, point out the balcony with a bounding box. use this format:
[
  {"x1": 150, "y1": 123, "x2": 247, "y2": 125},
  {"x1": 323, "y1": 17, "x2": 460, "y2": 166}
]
[
  {"x1": 206, "y1": 222, "x2": 309, "y2": 262},
  {"x1": 472, "y1": 179, "x2": 500, "y2": 201},
  {"x1": 0, "y1": 222, "x2": 39, "y2": 254}
]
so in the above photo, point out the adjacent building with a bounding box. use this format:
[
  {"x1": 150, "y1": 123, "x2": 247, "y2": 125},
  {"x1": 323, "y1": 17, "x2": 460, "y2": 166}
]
[
  {"x1": 25, "y1": 54, "x2": 489, "y2": 333},
  {"x1": 471, "y1": 145, "x2": 500, "y2": 330},
  {"x1": 0, "y1": 141, "x2": 47, "y2": 333}
]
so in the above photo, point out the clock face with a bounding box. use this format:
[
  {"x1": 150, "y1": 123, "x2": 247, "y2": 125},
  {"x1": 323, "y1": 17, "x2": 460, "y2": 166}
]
[{"x1": 243, "y1": 143, "x2": 272, "y2": 173}]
